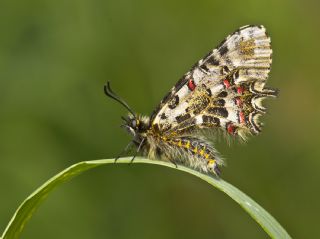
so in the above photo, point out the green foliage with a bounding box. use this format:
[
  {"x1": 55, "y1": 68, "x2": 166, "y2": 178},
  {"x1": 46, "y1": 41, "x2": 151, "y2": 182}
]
[{"x1": 1, "y1": 157, "x2": 291, "y2": 239}]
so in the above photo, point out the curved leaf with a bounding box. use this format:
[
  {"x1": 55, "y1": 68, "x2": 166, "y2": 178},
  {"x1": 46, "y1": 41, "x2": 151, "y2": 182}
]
[{"x1": 1, "y1": 157, "x2": 291, "y2": 239}]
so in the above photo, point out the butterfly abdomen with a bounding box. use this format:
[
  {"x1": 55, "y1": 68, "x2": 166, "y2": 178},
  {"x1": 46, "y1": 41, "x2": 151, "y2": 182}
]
[
  {"x1": 145, "y1": 132, "x2": 222, "y2": 175},
  {"x1": 170, "y1": 137, "x2": 222, "y2": 175}
]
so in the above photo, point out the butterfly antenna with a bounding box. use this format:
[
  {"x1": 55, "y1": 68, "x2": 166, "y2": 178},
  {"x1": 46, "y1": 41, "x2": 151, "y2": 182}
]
[{"x1": 104, "y1": 81, "x2": 136, "y2": 118}]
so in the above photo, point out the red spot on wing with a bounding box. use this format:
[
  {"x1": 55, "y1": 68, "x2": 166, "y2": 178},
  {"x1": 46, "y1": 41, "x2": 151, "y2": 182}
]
[
  {"x1": 237, "y1": 86, "x2": 244, "y2": 94},
  {"x1": 187, "y1": 79, "x2": 196, "y2": 91},
  {"x1": 227, "y1": 123, "x2": 235, "y2": 134},
  {"x1": 239, "y1": 111, "x2": 245, "y2": 124},
  {"x1": 223, "y1": 79, "x2": 230, "y2": 88}
]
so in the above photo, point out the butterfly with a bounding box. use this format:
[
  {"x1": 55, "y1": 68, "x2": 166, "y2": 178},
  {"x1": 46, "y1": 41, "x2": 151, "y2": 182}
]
[{"x1": 105, "y1": 25, "x2": 277, "y2": 176}]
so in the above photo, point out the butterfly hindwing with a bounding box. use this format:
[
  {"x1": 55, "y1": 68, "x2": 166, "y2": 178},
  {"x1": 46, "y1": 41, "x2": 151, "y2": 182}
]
[{"x1": 151, "y1": 25, "x2": 276, "y2": 139}]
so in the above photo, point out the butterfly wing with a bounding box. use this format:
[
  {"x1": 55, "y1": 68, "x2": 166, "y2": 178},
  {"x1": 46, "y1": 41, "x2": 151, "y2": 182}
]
[{"x1": 151, "y1": 25, "x2": 277, "y2": 139}]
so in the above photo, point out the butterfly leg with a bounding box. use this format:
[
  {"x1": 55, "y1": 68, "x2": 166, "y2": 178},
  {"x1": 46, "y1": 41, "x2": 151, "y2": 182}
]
[
  {"x1": 114, "y1": 140, "x2": 134, "y2": 163},
  {"x1": 168, "y1": 158, "x2": 178, "y2": 168},
  {"x1": 207, "y1": 159, "x2": 221, "y2": 177},
  {"x1": 130, "y1": 138, "x2": 146, "y2": 163}
]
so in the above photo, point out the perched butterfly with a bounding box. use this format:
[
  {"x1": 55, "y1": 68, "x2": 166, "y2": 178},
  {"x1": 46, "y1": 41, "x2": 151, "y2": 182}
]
[{"x1": 105, "y1": 25, "x2": 277, "y2": 176}]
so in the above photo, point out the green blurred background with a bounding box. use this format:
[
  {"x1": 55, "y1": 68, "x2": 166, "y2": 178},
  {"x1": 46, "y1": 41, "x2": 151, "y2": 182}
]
[{"x1": 1, "y1": 0, "x2": 320, "y2": 238}]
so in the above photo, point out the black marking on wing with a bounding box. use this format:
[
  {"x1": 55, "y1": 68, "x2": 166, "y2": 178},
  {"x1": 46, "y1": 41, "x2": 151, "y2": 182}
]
[
  {"x1": 207, "y1": 107, "x2": 229, "y2": 118},
  {"x1": 223, "y1": 66, "x2": 230, "y2": 73},
  {"x1": 176, "y1": 113, "x2": 191, "y2": 123},
  {"x1": 174, "y1": 77, "x2": 188, "y2": 91},
  {"x1": 213, "y1": 99, "x2": 225, "y2": 106},
  {"x1": 168, "y1": 95, "x2": 179, "y2": 109},
  {"x1": 206, "y1": 88, "x2": 212, "y2": 97},
  {"x1": 160, "y1": 113, "x2": 167, "y2": 119},
  {"x1": 200, "y1": 64, "x2": 210, "y2": 73},
  {"x1": 207, "y1": 56, "x2": 220, "y2": 66},
  {"x1": 233, "y1": 69, "x2": 240, "y2": 80},
  {"x1": 217, "y1": 91, "x2": 228, "y2": 98},
  {"x1": 219, "y1": 45, "x2": 228, "y2": 56},
  {"x1": 249, "y1": 112, "x2": 262, "y2": 133},
  {"x1": 202, "y1": 115, "x2": 220, "y2": 126}
]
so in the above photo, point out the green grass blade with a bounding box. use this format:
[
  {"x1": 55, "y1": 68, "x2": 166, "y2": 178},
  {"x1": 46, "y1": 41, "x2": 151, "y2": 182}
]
[{"x1": 1, "y1": 157, "x2": 291, "y2": 239}]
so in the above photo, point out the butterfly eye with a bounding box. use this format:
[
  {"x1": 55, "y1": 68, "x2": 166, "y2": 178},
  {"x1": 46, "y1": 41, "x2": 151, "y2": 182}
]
[{"x1": 131, "y1": 120, "x2": 137, "y2": 128}]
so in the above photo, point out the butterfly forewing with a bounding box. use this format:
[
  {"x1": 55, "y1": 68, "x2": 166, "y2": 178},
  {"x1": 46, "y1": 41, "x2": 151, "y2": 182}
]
[{"x1": 151, "y1": 25, "x2": 276, "y2": 139}]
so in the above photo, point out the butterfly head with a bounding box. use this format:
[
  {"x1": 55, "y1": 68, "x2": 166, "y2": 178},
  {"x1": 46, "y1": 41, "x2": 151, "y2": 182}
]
[
  {"x1": 121, "y1": 114, "x2": 149, "y2": 137},
  {"x1": 121, "y1": 115, "x2": 139, "y2": 137},
  {"x1": 104, "y1": 82, "x2": 149, "y2": 139}
]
